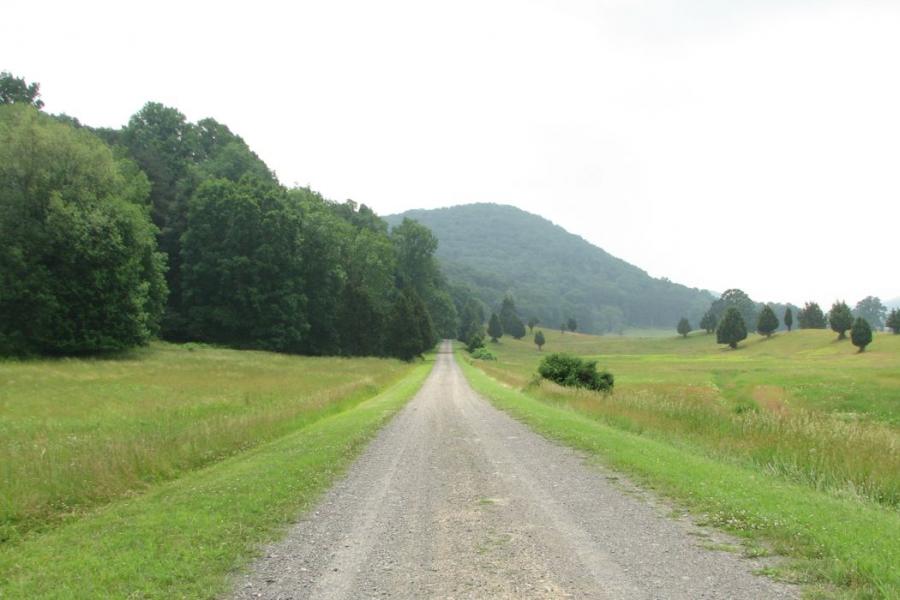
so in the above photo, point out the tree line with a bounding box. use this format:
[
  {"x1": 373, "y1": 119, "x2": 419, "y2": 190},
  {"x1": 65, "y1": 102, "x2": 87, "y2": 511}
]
[
  {"x1": 677, "y1": 289, "x2": 894, "y2": 352},
  {"x1": 0, "y1": 72, "x2": 472, "y2": 359}
]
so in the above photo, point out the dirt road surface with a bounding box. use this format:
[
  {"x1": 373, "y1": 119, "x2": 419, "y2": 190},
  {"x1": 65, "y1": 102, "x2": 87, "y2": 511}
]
[{"x1": 231, "y1": 341, "x2": 795, "y2": 599}]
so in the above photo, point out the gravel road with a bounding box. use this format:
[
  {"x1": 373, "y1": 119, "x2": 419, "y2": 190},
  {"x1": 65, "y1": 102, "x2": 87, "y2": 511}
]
[{"x1": 231, "y1": 341, "x2": 796, "y2": 599}]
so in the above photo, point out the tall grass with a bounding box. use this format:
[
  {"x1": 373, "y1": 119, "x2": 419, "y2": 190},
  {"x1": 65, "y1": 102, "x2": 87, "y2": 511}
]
[
  {"x1": 471, "y1": 329, "x2": 900, "y2": 508},
  {"x1": 0, "y1": 342, "x2": 412, "y2": 541}
]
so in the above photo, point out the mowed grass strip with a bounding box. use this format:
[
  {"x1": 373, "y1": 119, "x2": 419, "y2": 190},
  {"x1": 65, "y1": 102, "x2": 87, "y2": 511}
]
[
  {"x1": 0, "y1": 342, "x2": 412, "y2": 540},
  {"x1": 458, "y1": 354, "x2": 900, "y2": 598},
  {"x1": 0, "y1": 358, "x2": 432, "y2": 599}
]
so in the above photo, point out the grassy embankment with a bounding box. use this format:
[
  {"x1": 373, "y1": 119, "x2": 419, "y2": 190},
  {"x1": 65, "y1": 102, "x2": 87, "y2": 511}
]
[
  {"x1": 458, "y1": 329, "x2": 900, "y2": 598},
  {"x1": 0, "y1": 342, "x2": 432, "y2": 598}
]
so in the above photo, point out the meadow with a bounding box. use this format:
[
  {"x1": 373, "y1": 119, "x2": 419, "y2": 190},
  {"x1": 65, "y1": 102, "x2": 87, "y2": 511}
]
[
  {"x1": 0, "y1": 342, "x2": 415, "y2": 543},
  {"x1": 461, "y1": 328, "x2": 900, "y2": 597}
]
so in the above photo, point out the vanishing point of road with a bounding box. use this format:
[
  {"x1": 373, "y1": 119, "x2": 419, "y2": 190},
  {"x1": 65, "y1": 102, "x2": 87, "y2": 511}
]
[{"x1": 233, "y1": 341, "x2": 795, "y2": 599}]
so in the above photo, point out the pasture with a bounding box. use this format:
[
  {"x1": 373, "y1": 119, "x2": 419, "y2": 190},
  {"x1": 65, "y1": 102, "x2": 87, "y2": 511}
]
[{"x1": 461, "y1": 329, "x2": 900, "y2": 597}]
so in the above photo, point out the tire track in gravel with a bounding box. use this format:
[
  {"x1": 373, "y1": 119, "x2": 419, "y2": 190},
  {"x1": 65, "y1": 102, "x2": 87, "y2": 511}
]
[{"x1": 231, "y1": 341, "x2": 797, "y2": 599}]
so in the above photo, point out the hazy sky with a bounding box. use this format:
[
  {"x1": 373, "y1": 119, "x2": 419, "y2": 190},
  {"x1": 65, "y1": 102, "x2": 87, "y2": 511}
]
[{"x1": 4, "y1": 0, "x2": 899, "y2": 306}]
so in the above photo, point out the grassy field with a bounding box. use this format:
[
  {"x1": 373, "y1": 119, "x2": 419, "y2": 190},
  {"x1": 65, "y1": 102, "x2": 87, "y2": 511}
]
[
  {"x1": 459, "y1": 329, "x2": 900, "y2": 598},
  {"x1": 0, "y1": 354, "x2": 432, "y2": 598},
  {"x1": 0, "y1": 342, "x2": 416, "y2": 543}
]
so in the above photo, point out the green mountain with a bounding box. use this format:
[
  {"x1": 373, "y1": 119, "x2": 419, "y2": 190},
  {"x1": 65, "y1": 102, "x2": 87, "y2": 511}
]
[{"x1": 386, "y1": 203, "x2": 714, "y2": 334}]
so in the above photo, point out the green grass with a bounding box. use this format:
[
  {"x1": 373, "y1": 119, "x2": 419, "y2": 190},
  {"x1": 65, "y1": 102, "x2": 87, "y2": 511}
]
[
  {"x1": 0, "y1": 342, "x2": 414, "y2": 541},
  {"x1": 458, "y1": 330, "x2": 900, "y2": 597},
  {"x1": 0, "y1": 354, "x2": 432, "y2": 599}
]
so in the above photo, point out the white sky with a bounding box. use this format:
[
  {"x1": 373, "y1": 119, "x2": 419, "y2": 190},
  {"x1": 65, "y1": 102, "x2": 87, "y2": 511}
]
[{"x1": 4, "y1": 0, "x2": 899, "y2": 306}]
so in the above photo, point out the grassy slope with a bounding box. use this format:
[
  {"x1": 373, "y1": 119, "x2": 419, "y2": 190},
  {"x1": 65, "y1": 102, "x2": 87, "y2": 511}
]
[
  {"x1": 458, "y1": 330, "x2": 900, "y2": 598},
  {"x1": 0, "y1": 342, "x2": 412, "y2": 539},
  {"x1": 0, "y1": 356, "x2": 432, "y2": 598}
]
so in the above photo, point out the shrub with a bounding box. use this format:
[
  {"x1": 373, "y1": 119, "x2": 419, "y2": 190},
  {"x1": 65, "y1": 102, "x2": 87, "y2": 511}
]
[
  {"x1": 470, "y1": 347, "x2": 496, "y2": 361},
  {"x1": 537, "y1": 352, "x2": 613, "y2": 392},
  {"x1": 466, "y1": 332, "x2": 485, "y2": 353}
]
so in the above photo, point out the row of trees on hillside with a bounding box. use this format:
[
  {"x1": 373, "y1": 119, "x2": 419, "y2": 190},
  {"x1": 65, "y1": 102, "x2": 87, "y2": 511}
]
[
  {"x1": 679, "y1": 296, "x2": 880, "y2": 352},
  {"x1": 1, "y1": 72, "x2": 469, "y2": 359}
]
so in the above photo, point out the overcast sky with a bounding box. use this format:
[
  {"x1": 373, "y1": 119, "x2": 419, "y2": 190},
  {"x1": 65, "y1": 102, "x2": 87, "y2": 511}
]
[{"x1": 4, "y1": 0, "x2": 899, "y2": 306}]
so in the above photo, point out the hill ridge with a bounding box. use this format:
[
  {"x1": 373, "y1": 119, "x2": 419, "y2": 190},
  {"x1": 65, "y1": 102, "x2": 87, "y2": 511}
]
[{"x1": 385, "y1": 203, "x2": 714, "y2": 333}]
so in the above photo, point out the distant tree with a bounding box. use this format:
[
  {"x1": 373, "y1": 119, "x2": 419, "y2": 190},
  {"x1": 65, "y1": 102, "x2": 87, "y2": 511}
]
[
  {"x1": 534, "y1": 330, "x2": 545, "y2": 351},
  {"x1": 567, "y1": 317, "x2": 578, "y2": 332},
  {"x1": 457, "y1": 298, "x2": 485, "y2": 344},
  {"x1": 709, "y1": 289, "x2": 758, "y2": 331},
  {"x1": 677, "y1": 317, "x2": 691, "y2": 338},
  {"x1": 757, "y1": 305, "x2": 779, "y2": 337},
  {"x1": 851, "y1": 318, "x2": 872, "y2": 353},
  {"x1": 854, "y1": 296, "x2": 887, "y2": 330},
  {"x1": 488, "y1": 313, "x2": 503, "y2": 342},
  {"x1": 527, "y1": 317, "x2": 539, "y2": 333},
  {"x1": 0, "y1": 72, "x2": 44, "y2": 109},
  {"x1": 716, "y1": 307, "x2": 747, "y2": 349},
  {"x1": 560, "y1": 323, "x2": 566, "y2": 334},
  {"x1": 699, "y1": 310, "x2": 717, "y2": 334},
  {"x1": 508, "y1": 315, "x2": 527, "y2": 339},
  {"x1": 829, "y1": 301, "x2": 853, "y2": 340},
  {"x1": 887, "y1": 308, "x2": 900, "y2": 334},
  {"x1": 798, "y1": 302, "x2": 827, "y2": 329},
  {"x1": 784, "y1": 307, "x2": 793, "y2": 332}
]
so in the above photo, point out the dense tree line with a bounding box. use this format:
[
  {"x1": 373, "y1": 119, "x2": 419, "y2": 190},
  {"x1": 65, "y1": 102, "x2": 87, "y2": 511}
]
[{"x1": 0, "y1": 73, "x2": 468, "y2": 358}]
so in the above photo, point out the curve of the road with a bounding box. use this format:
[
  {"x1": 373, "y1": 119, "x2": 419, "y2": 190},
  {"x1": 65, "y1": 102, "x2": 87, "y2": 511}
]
[{"x1": 231, "y1": 341, "x2": 796, "y2": 599}]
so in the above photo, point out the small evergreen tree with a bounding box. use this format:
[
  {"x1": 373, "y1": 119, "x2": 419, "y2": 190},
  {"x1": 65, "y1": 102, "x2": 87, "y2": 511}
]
[
  {"x1": 534, "y1": 330, "x2": 545, "y2": 350},
  {"x1": 567, "y1": 317, "x2": 577, "y2": 333},
  {"x1": 508, "y1": 315, "x2": 527, "y2": 340},
  {"x1": 699, "y1": 310, "x2": 717, "y2": 334},
  {"x1": 784, "y1": 307, "x2": 793, "y2": 332},
  {"x1": 851, "y1": 317, "x2": 872, "y2": 352},
  {"x1": 527, "y1": 317, "x2": 539, "y2": 333},
  {"x1": 677, "y1": 317, "x2": 691, "y2": 338},
  {"x1": 757, "y1": 305, "x2": 779, "y2": 338},
  {"x1": 887, "y1": 308, "x2": 900, "y2": 334},
  {"x1": 487, "y1": 313, "x2": 503, "y2": 342},
  {"x1": 716, "y1": 307, "x2": 747, "y2": 349},
  {"x1": 829, "y1": 301, "x2": 853, "y2": 340}
]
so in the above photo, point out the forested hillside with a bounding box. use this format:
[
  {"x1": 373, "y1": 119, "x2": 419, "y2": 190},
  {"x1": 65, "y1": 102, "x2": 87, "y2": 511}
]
[{"x1": 387, "y1": 204, "x2": 714, "y2": 333}]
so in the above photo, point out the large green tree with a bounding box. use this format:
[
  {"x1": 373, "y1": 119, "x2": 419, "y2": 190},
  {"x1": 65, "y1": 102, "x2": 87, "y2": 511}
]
[
  {"x1": 828, "y1": 301, "x2": 853, "y2": 340},
  {"x1": 180, "y1": 178, "x2": 308, "y2": 352},
  {"x1": 757, "y1": 305, "x2": 779, "y2": 338},
  {"x1": 0, "y1": 105, "x2": 167, "y2": 354},
  {"x1": 716, "y1": 307, "x2": 747, "y2": 349}
]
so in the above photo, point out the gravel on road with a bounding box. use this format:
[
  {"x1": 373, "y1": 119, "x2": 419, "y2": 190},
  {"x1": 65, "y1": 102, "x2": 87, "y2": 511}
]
[{"x1": 231, "y1": 341, "x2": 796, "y2": 599}]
